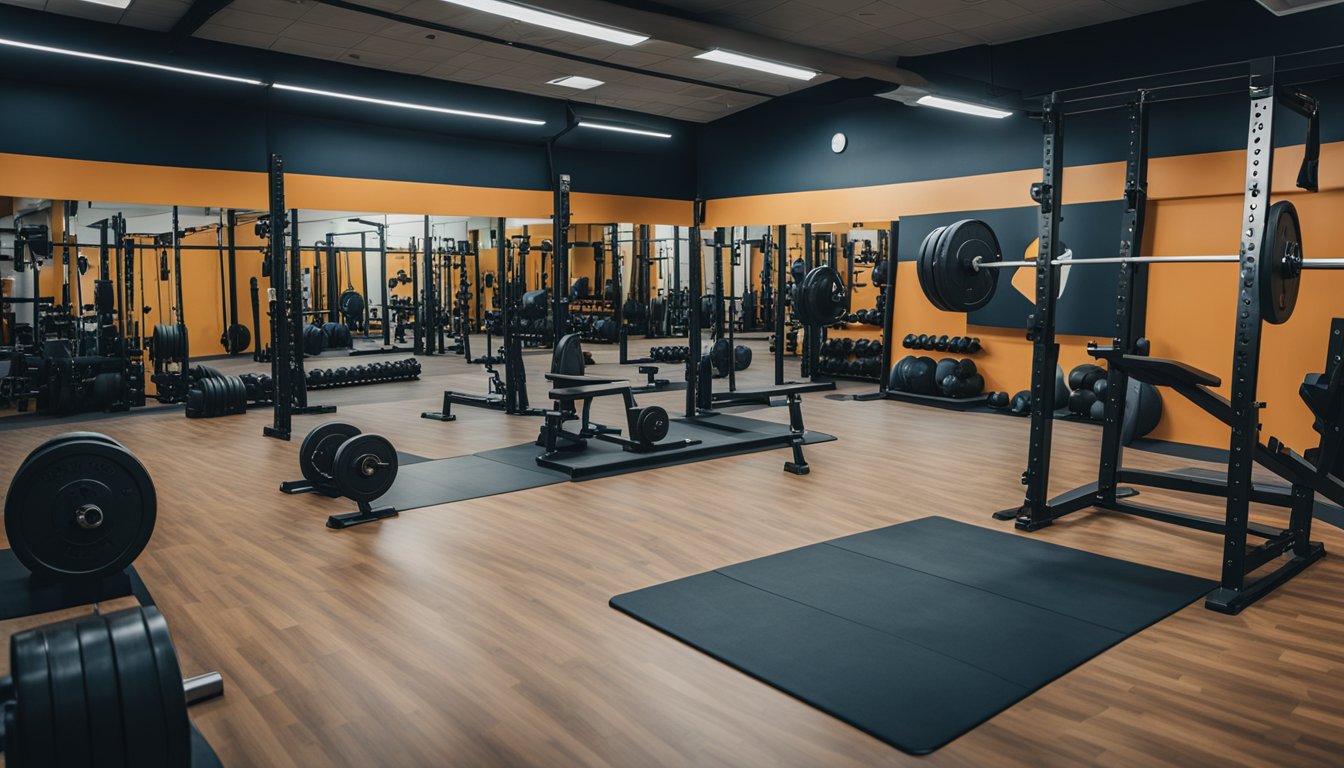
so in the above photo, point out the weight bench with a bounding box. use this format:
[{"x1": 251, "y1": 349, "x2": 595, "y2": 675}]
[
  {"x1": 710, "y1": 381, "x2": 835, "y2": 475},
  {"x1": 539, "y1": 380, "x2": 698, "y2": 459}
]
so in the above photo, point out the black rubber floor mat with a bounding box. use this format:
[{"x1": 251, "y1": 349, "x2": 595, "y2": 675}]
[{"x1": 612, "y1": 516, "x2": 1213, "y2": 754}]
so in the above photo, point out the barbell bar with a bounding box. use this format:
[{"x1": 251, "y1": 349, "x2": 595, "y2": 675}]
[
  {"x1": 969, "y1": 253, "x2": 1344, "y2": 269},
  {"x1": 919, "y1": 201, "x2": 1314, "y2": 323}
]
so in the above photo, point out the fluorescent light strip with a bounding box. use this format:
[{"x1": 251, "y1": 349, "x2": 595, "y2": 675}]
[
  {"x1": 438, "y1": 0, "x2": 647, "y2": 45},
  {"x1": 578, "y1": 121, "x2": 671, "y2": 139},
  {"x1": 915, "y1": 95, "x2": 1012, "y2": 119},
  {"x1": 0, "y1": 37, "x2": 263, "y2": 85},
  {"x1": 272, "y1": 83, "x2": 546, "y2": 126},
  {"x1": 79, "y1": 0, "x2": 132, "y2": 8},
  {"x1": 694, "y1": 49, "x2": 816, "y2": 81}
]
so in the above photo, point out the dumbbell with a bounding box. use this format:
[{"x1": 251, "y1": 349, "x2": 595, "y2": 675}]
[{"x1": 903, "y1": 333, "x2": 917, "y2": 349}]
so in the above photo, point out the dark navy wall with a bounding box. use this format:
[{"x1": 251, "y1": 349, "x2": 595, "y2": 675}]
[
  {"x1": 0, "y1": 4, "x2": 696, "y2": 199},
  {"x1": 698, "y1": 0, "x2": 1344, "y2": 199}
]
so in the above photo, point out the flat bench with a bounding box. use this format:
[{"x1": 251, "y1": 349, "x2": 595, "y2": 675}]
[{"x1": 711, "y1": 381, "x2": 835, "y2": 475}]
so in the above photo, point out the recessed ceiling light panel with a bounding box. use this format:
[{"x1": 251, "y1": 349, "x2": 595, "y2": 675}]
[{"x1": 547, "y1": 75, "x2": 604, "y2": 90}]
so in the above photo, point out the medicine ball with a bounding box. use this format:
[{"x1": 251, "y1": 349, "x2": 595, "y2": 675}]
[
  {"x1": 733, "y1": 345, "x2": 752, "y2": 371},
  {"x1": 890, "y1": 356, "x2": 914, "y2": 390},
  {"x1": 955, "y1": 359, "x2": 977, "y2": 377},
  {"x1": 987, "y1": 390, "x2": 1010, "y2": 409},
  {"x1": 907, "y1": 356, "x2": 937, "y2": 395},
  {"x1": 1068, "y1": 363, "x2": 1106, "y2": 392},
  {"x1": 1121, "y1": 380, "x2": 1163, "y2": 444},
  {"x1": 1093, "y1": 377, "x2": 1109, "y2": 400},
  {"x1": 1054, "y1": 364, "x2": 1069, "y2": 409},
  {"x1": 961, "y1": 373, "x2": 984, "y2": 397},
  {"x1": 941, "y1": 374, "x2": 959, "y2": 397},
  {"x1": 935, "y1": 358, "x2": 958, "y2": 388},
  {"x1": 1068, "y1": 388, "x2": 1097, "y2": 416},
  {"x1": 1009, "y1": 390, "x2": 1032, "y2": 415},
  {"x1": 1089, "y1": 399, "x2": 1106, "y2": 421}
]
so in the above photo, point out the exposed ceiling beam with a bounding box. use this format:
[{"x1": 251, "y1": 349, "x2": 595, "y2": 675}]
[
  {"x1": 170, "y1": 0, "x2": 235, "y2": 39},
  {"x1": 317, "y1": 0, "x2": 774, "y2": 98},
  {"x1": 515, "y1": 0, "x2": 927, "y2": 87}
]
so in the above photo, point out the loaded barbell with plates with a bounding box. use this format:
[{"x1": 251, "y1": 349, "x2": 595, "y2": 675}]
[
  {"x1": 151, "y1": 324, "x2": 188, "y2": 364},
  {"x1": 3, "y1": 604, "x2": 223, "y2": 768},
  {"x1": 792, "y1": 266, "x2": 848, "y2": 327},
  {"x1": 917, "y1": 202, "x2": 1330, "y2": 323}
]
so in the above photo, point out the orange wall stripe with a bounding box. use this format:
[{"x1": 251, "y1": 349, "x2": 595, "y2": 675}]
[{"x1": 0, "y1": 154, "x2": 691, "y2": 224}]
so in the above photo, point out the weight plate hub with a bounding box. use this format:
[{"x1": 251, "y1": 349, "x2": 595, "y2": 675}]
[
  {"x1": 4, "y1": 439, "x2": 156, "y2": 581},
  {"x1": 332, "y1": 434, "x2": 398, "y2": 503}
]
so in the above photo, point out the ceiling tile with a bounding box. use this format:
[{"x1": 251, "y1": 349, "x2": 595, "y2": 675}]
[
  {"x1": 281, "y1": 21, "x2": 368, "y2": 48},
  {"x1": 226, "y1": 0, "x2": 310, "y2": 21},
  {"x1": 195, "y1": 23, "x2": 281, "y2": 48},
  {"x1": 299, "y1": 4, "x2": 383, "y2": 33},
  {"x1": 210, "y1": 7, "x2": 296, "y2": 34},
  {"x1": 270, "y1": 36, "x2": 348, "y2": 59}
]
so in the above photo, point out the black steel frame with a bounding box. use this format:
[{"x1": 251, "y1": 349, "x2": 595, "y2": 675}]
[{"x1": 995, "y1": 58, "x2": 1331, "y2": 613}]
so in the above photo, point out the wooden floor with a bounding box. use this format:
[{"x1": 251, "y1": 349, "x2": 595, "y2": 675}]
[{"x1": 3, "y1": 338, "x2": 1344, "y2": 767}]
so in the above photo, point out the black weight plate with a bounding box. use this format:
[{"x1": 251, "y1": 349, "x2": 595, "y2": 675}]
[
  {"x1": 226, "y1": 324, "x2": 251, "y2": 354},
  {"x1": 229, "y1": 376, "x2": 246, "y2": 412},
  {"x1": 299, "y1": 422, "x2": 361, "y2": 487},
  {"x1": 202, "y1": 377, "x2": 220, "y2": 418},
  {"x1": 636, "y1": 406, "x2": 670, "y2": 444},
  {"x1": 5, "y1": 439, "x2": 156, "y2": 580},
  {"x1": 797, "y1": 266, "x2": 846, "y2": 327},
  {"x1": 933, "y1": 219, "x2": 1001, "y2": 312},
  {"x1": 710, "y1": 338, "x2": 732, "y2": 376},
  {"x1": 76, "y1": 614, "x2": 129, "y2": 768},
  {"x1": 1259, "y1": 200, "x2": 1302, "y2": 325},
  {"x1": 11, "y1": 627, "x2": 56, "y2": 767},
  {"x1": 918, "y1": 226, "x2": 949, "y2": 311},
  {"x1": 45, "y1": 624, "x2": 94, "y2": 768},
  {"x1": 142, "y1": 607, "x2": 191, "y2": 768},
  {"x1": 332, "y1": 434, "x2": 399, "y2": 503},
  {"x1": 93, "y1": 372, "x2": 121, "y2": 407},
  {"x1": 15, "y1": 432, "x2": 122, "y2": 481},
  {"x1": 107, "y1": 608, "x2": 169, "y2": 767}
]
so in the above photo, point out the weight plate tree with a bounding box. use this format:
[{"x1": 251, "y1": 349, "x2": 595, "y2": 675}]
[{"x1": 4, "y1": 434, "x2": 156, "y2": 581}]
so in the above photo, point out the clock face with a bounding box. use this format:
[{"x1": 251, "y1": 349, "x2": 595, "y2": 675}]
[{"x1": 831, "y1": 132, "x2": 847, "y2": 153}]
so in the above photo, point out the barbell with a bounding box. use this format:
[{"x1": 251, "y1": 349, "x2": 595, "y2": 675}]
[{"x1": 918, "y1": 201, "x2": 1337, "y2": 324}]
